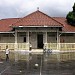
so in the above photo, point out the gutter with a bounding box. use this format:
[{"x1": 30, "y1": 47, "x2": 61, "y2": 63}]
[
  {"x1": 0, "y1": 32, "x2": 14, "y2": 33},
  {"x1": 62, "y1": 32, "x2": 75, "y2": 33},
  {"x1": 12, "y1": 25, "x2": 63, "y2": 28}
]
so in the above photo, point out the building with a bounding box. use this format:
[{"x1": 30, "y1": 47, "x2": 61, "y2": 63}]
[{"x1": 0, "y1": 10, "x2": 75, "y2": 51}]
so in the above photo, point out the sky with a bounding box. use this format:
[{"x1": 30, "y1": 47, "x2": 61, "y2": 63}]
[{"x1": 0, "y1": 0, "x2": 75, "y2": 19}]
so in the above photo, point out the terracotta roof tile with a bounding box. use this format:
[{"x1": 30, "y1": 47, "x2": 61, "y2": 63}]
[
  {"x1": 0, "y1": 10, "x2": 75, "y2": 32},
  {"x1": 53, "y1": 17, "x2": 75, "y2": 32},
  {"x1": 0, "y1": 18, "x2": 19, "y2": 32},
  {"x1": 12, "y1": 10, "x2": 63, "y2": 27}
]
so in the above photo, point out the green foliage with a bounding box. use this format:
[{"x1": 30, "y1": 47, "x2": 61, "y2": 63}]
[
  {"x1": 73, "y1": 3, "x2": 75, "y2": 12},
  {"x1": 66, "y1": 3, "x2": 75, "y2": 26}
]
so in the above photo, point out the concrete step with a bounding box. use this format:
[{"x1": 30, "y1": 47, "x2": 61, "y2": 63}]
[{"x1": 31, "y1": 49, "x2": 43, "y2": 53}]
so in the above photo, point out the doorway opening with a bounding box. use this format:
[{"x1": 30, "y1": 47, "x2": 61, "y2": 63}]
[{"x1": 37, "y1": 34, "x2": 43, "y2": 49}]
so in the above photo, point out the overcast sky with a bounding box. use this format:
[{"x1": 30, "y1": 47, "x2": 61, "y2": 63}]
[{"x1": 0, "y1": 0, "x2": 75, "y2": 19}]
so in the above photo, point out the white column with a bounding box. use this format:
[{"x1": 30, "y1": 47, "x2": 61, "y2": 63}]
[
  {"x1": 45, "y1": 32, "x2": 47, "y2": 49},
  {"x1": 46, "y1": 32, "x2": 47, "y2": 43},
  {"x1": 27, "y1": 31, "x2": 29, "y2": 43},
  {"x1": 26, "y1": 31, "x2": 29, "y2": 49},
  {"x1": 58, "y1": 35, "x2": 60, "y2": 50},
  {"x1": 15, "y1": 31, "x2": 18, "y2": 50},
  {"x1": 57, "y1": 30, "x2": 60, "y2": 50}
]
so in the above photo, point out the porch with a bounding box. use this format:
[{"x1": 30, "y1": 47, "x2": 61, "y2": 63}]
[{"x1": 0, "y1": 43, "x2": 75, "y2": 51}]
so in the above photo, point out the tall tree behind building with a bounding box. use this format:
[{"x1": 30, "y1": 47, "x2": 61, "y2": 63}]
[{"x1": 66, "y1": 3, "x2": 75, "y2": 26}]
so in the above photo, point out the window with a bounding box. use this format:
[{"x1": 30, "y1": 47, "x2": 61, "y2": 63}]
[{"x1": 24, "y1": 37, "x2": 26, "y2": 42}]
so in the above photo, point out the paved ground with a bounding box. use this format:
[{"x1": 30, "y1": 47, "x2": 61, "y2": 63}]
[{"x1": 0, "y1": 51, "x2": 75, "y2": 75}]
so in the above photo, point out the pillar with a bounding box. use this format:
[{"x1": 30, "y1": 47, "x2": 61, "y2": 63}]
[
  {"x1": 46, "y1": 32, "x2": 47, "y2": 43},
  {"x1": 26, "y1": 31, "x2": 29, "y2": 49},
  {"x1": 15, "y1": 31, "x2": 18, "y2": 50},
  {"x1": 27, "y1": 31, "x2": 29, "y2": 43},
  {"x1": 57, "y1": 30, "x2": 60, "y2": 50},
  {"x1": 44, "y1": 32, "x2": 48, "y2": 49}
]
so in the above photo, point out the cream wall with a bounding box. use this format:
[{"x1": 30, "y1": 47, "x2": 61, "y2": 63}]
[
  {"x1": 29, "y1": 32, "x2": 37, "y2": 48},
  {"x1": 0, "y1": 34, "x2": 15, "y2": 43},
  {"x1": 17, "y1": 32, "x2": 37, "y2": 48},
  {"x1": 60, "y1": 34, "x2": 75, "y2": 43},
  {"x1": 17, "y1": 32, "x2": 26, "y2": 43},
  {"x1": 0, "y1": 33, "x2": 75, "y2": 45},
  {"x1": 47, "y1": 33, "x2": 75, "y2": 43},
  {"x1": 47, "y1": 32, "x2": 57, "y2": 43},
  {"x1": 47, "y1": 36, "x2": 56, "y2": 43}
]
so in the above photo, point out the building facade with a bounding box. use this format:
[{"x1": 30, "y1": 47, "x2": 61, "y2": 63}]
[{"x1": 0, "y1": 10, "x2": 75, "y2": 51}]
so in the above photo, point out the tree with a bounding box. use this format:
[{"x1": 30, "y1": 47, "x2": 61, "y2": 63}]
[{"x1": 66, "y1": 3, "x2": 75, "y2": 26}]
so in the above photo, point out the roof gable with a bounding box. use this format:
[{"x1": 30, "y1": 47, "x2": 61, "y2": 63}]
[{"x1": 12, "y1": 10, "x2": 63, "y2": 27}]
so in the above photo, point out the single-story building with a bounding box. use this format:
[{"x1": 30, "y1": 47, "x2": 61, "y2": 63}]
[{"x1": 0, "y1": 10, "x2": 75, "y2": 51}]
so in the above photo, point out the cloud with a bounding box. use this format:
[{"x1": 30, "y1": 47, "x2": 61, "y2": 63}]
[{"x1": 0, "y1": 0, "x2": 75, "y2": 19}]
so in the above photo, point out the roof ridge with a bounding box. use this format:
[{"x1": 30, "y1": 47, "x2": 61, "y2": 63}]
[
  {"x1": 50, "y1": 17, "x2": 64, "y2": 26},
  {"x1": 34, "y1": 10, "x2": 64, "y2": 27},
  {"x1": 11, "y1": 10, "x2": 42, "y2": 26},
  {"x1": 11, "y1": 11, "x2": 38, "y2": 26},
  {"x1": 12, "y1": 10, "x2": 63, "y2": 26},
  {"x1": 0, "y1": 18, "x2": 20, "y2": 27},
  {"x1": 53, "y1": 17, "x2": 66, "y2": 27},
  {"x1": 40, "y1": 12, "x2": 64, "y2": 26},
  {"x1": 0, "y1": 18, "x2": 20, "y2": 21},
  {"x1": 11, "y1": 18, "x2": 22, "y2": 26}
]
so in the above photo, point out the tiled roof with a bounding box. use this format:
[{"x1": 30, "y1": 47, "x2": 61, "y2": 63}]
[
  {"x1": 0, "y1": 10, "x2": 75, "y2": 32},
  {"x1": 0, "y1": 18, "x2": 19, "y2": 32},
  {"x1": 12, "y1": 10, "x2": 63, "y2": 27},
  {"x1": 53, "y1": 17, "x2": 75, "y2": 32}
]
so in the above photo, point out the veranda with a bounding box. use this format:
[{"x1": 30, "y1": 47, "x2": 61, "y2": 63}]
[{"x1": 0, "y1": 43, "x2": 75, "y2": 51}]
